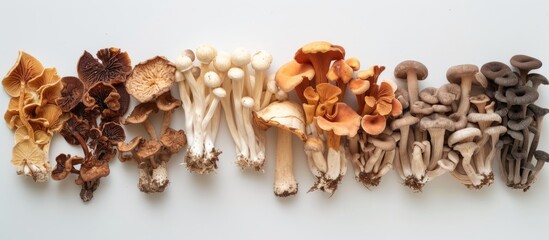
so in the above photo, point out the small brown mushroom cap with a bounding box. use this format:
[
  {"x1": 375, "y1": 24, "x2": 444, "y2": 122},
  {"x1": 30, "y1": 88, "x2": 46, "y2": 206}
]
[
  {"x1": 102, "y1": 122, "x2": 126, "y2": 144},
  {"x1": 467, "y1": 112, "x2": 502, "y2": 124},
  {"x1": 253, "y1": 101, "x2": 307, "y2": 141},
  {"x1": 410, "y1": 101, "x2": 433, "y2": 116},
  {"x1": 361, "y1": 114, "x2": 387, "y2": 136},
  {"x1": 507, "y1": 117, "x2": 533, "y2": 131},
  {"x1": 56, "y1": 76, "x2": 84, "y2": 112},
  {"x1": 481, "y1": 61, "x2": 512, "y2": 80},
  {"x1": 123, "y1": 102, "x2": 158, "y2": 124},
  {"x1": 80, "y1": 162, "x2": 110, "y2": 182},
  {"x1": 136, "y1": 140, "x2": 162, "y2": 160},
  {"x1": 349, "y1": 78, "x2": 370, "y2": 95},
  {"x1": 51, "y1": 154, "x2": 83, "y2": 180},
  {"x1": 448, "y1": 127, "x2": 482, "y2": 147},
  {"x1": 394, "y1": 60, "x2": 428, "y2": 80},
  {"x1": 534, "y1": 151, "x2": 549, "y2": 163},
  {"x1": 447, "y1": 64, "x2": 486, "y2": 87},
  {"x1": 505, "y1": 86, "x2": 539, "y2": 105},
  {"x1": 390, "y1": 113, "x2": 419, "y2": 131},
  {"x1": 469, "y1": 94, "x2": 490, "y2": 108},
  {"x1": 528, "y1": 73, "x2": 548, "y2": 87},
  {"x1": 156, "y1": 91, "x2": 182, "y2": 111},
  {"x1": 494, "y1": 72, "x2": 519, "y2": 87},
  {"x1": 126, "y1": 56, "x2": 176, "y2": 103},
  {"x1": 316, "y1": 103, "x2": 361, "y2": 137},
  {"x1": 77, "y1": 48, "x2": 132, "y2": 88},
  {"x1": 275, "y1": 60, "x2": 315, "y2": 92},
  {"x1": 118, "y1": 136, "x2": 144, "y2": 152},
  {"x1": 528, "y1": 104, "x2": 549, "y2": 118},
  {"x1": 2, "y1": 51, "x2": 44, "y2": 97},
  {"x1": 419, "y1": 114, "x2": 455, "y2": 132},
  {"x1": 432, "y1": 104, "x2": 452, "y2": 113},
  {"x1": 419, "y1": 87, "x2": 438, "y2": 104},
  {"x1": 484, "y1": 125, "x2": 507, "y2": 136},
  {"x1": 437, "y1": 83, "x2": 461, "y2": 105},
  {"x1": 160, "y1": 128, "x2": 187, "y2": 154},
  {"x1": 510, "y1": 55, "x2": 542, "y2": 72}
]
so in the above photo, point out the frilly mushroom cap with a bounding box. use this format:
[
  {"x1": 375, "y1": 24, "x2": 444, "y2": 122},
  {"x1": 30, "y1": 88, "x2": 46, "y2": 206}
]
[
  {"x1": 59, "y1": 114, "x2": 90, "y2": 145},
  {"x1": 28, "y1": 104, "x2": 63, "y2": 130},
  {"x1": 367, "y1": 133, "x2": 396, "y2": 150},
  {"x1": 2, "y1": 51, "x2": 44, "y2": 97},
  {"x1": 346, "y1": 57, "x2": 360, "y2": 71},
  {"x1": 136, "y1": 140, "x2": 162, "y2": 160},
  {"x1": 51, "y1": 154, "x2": 83, "y2": 180},
  {"x1": 534, "y1": 150, "x2": 549, "y2": 163},
  {"x1": 11, "y1": 139, "x2": 45, "y2": 167},
  {"x1": 481, "y1": 61, "x2": 512, "y2": 80},
  {"x1": 410, "y1": 101, "x2": 433, "y2": 116},
  {"x1": 390, "y1": 113, "x2": 419, "y2": 130},
  {"x1": 510, "y1": 55, "x2": 542, "y2": 72},
  {"x1": 419, "y1": 87, "x2": 438, "y2": 104},
  {"x1": 446, "y1": 64, "x2": 485, "y2": 87},
  {"x1": 528, "y1": 73, "x2": 549, "y2": 86},
  {"x1": 507, "y1": 117, "x2": 533, "y2": 131},
  {"x1": 156, "y1": 91, "x2": 182, "y2": 111},
  {"x1": 80, "y1": 161, "x2": 110, "y2": 182},
  {"x1": 394, "y1": 60, "x2": 428, "y2": 80},
  {"x1": 123, "y1": 102, "x2": 158, "y2": 124},
  {"x1": 505, "y1": 86, "x2": 539, "y2": 105},
  {"x1": 56, "y1": 76, "x2": 84, "y2": 112},
  {"x1": 125, "y1": 56, "x2": 176, "y2": 103},
  {"x1": 467, "y1": 112, "x2": 502, "y2": 124},
  {"x1": 83, "y1": 82, "x2": 121, "y2": 118},
  {"x1": 327, "y1": 59, "x2": 354, "y2": 83},
  {"x1": 494, "y1": 72, "x2": 519, "y2": 87},
  {"x1": 437, "y1": 83, "x2": 461, "y2": 105},
  {"x1": 361, "y1": 114, "x2": 387, "y2": 135},
  {"x1": 447, "y1": 127, "x2": 482, "y2": 147},
  {"x1": 294, "y1": 41, "x2": 345, "y2": 64},
  {"x1": 275, "y1": 60, "x2": 315, "y2": 93},
  {"x1": 253, "y1": 101, "x2": 307, "y2": 141},
  {"x1": 77, "y1": 48, "x2": 132, "y2": 88},
  {"x1": 419, "y1": 114, "x2": 455, "y2": 132},
  {"x1": 349, "y1": 78, "x2": 370, "y2": 95},
  {"x1": 528, "y1": 104, "x2": 549, "y2": 118},
  {"x1": 114, "y1": 83, "x2": 130, "y2": 117},
  {"x1": 316, "y1": 103, "x2": 361, "y2": 137},
  {"x1": 160, "y1": 128, "x2": 187, "y2": 154},
  {"x1": 118, "y1": 136, "x2": 143, "y2": 152},
  {"x1": 27, "y1": 68, "x2": 60, "y2": 91},
  {"x1": 102, "y1": 122, "x2": 125, "y2": 144}
]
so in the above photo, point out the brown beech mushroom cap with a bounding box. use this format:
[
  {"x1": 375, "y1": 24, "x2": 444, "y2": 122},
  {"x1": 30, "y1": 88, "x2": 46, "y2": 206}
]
[
  {"x1": 390, "y1": 114, "x2": 420, "y2": 131},
  {"x1": 527, "y1": 73, "x2": 548, "y2": 90},
  {"x1": 507, "y1": 117, "x2": 533, "y2": 131},
  {"x1": 80, "y1": 162, "x2": 110, "y2": 182},
  {"x1": 275, "y1": 60, "x2": 315, "y2": 97},
  {"x1": 367, "y1": 134, "x2": 396, "y2": 151},
  {"x1": 2, "y1": 51, "x2": 44, "y2": 97},
  {"x1": 160, "y1": 128, "x2": 187, "y2": 154},
  {"x1": 135, "y1": 140, "x2": 162, "y2": 160},
  {"x1": 419, "y1": 87, "x2": 438, "y2": 104},
  {"x1": 510, "y1": 55, "x2": 542, "y2": 74},
  {"x1": 432, "y1": 104, "x2": 452, "y2": 113},
  {"x1": 56, "y1": 76, "x2": 84, "y2": 112},
  {"x1": 467, "y1": 112, "x2": 502, "y2": 125},
  {"x1": 448, "y1": 127, "x2": 482, "y2": 147},
  {"x1": 123, "y1": 102, "x2": 158, "y2": 124},
  {"x1": 494, "y1": 72, "x2": 519, "y2": 88},
  {"x1": 156, "y1": 91, "x2": 182, "y2": 111},
  {"x1": 469, "y1": 94, "x2": 490, "y2": 112},
  {"x1": 294, "y1": 41, "x2": 345, "y2": 84},
  {"x1": 126, "y1": 56, "x2": 176, "y2": 103},
  {"x1": 437, "y1": 83, "x2": 461, "y2": 106},
  {"x1": 446, "y1": 64, "x2": 486, "y2": 116},
  {"x1": 394, "y1": 60, "x2": 428, "y2": 105},
  {"x1": 481, "y1": 61, "x2": 512, "y2": 80},
  {"x1": 77, "y1": 48, "x2": 132, "y2": 88},
  {"x1": 118, "y1": 136, "x2": 143, "y2": 153},
  {"x1": 410, "y1": 101, "x2": 433, "y2": 116},
  {"x1": 505, "y1": 86, "x2": 539, "y2": 106}
]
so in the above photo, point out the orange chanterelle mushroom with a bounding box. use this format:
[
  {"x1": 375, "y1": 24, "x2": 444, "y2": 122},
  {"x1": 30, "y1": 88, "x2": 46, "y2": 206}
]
[{"x1": 3, "y1": 51, "x2": 65, "y2": 182}]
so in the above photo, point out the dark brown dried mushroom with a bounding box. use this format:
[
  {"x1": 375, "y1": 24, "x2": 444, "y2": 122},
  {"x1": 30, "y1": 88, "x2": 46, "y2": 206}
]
[
  {"x1": 56, "y1": 77, "x2": 84, "y2": 112},
  {"x1": 77, "y1": 48, "x2": 132, "y2": 88}
]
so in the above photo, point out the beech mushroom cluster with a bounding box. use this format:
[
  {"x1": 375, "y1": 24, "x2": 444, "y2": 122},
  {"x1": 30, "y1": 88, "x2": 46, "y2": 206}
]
[
  {"x1": 482, "y1": 55, "x2": 549, "y2": 191},
  {"x1": 276, "y1": 41, "x2": 361, "y2": 194},
  {"x1": 174, "y1": 45, "x2": 274, "y2": 173},
  {"x1": 52, "y1": 48, "x2": 130, "y2": 201},
  {"x1": 3, "y1": 51, "x2": 65, "y2": 182},
  {"x1": 120, "y1": 56, "x2": 186, "y2": 193}
]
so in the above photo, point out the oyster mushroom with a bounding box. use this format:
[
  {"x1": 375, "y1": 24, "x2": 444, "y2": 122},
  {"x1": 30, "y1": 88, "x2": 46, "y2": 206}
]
[
  {"x1": 294, "y1": 41, "x2": 345, "y2": 85},
  {"x1": 446, "y1": 64, "x2": 486, "y2": 116},
  {"x1": 254, "y1": 101, "x2": 306, "y2": 197},
  {"x1": 394, "y1": 60, "x2": 428, "y2": 106}
]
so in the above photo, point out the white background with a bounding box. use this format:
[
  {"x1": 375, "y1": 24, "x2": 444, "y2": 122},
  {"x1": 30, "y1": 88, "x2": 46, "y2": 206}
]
[{"x1": 1, "y1": 0, "x2": 548, "y2": 239}]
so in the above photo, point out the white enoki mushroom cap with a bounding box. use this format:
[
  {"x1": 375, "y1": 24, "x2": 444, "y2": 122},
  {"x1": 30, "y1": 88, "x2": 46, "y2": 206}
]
[
  {"x1": 213, "y1": 52, "x2": 231, "y2": 72},
  {"x1": 175, "y1": 54, "x2": 194, "y2": 72},
  {"x1": 228, "y1": 67, "x2": 245, "y2": 81},
  {"x1": 196, "y1": 44, "x2": 217, "y2": 64},
  {"x1": 241, "y1": 97, "x2": 255, "y2": 108},
  {"x1": 204, "y1": 71, "x2": 222, "y2": 88},
  {"x1": 251, "y1": 50, "x2": 272, "y2": 71},
  {"x1": 212, "y1": 87, "x2": 227, "y2": 98},
  {"x1": 231, "y1": 48, "x2": 251, "y2": 67}
]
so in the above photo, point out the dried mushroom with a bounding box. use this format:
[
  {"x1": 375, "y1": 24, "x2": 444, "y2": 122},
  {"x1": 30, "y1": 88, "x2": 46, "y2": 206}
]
[
  {"x1": 121, "y1": 56, "x2": 185, "y2": 193},
  {"x1": 52, "y1": 48, "x2": 130, "y2": 201},
  {"x1": 2, "y1": 51, "x2": 64, "y2": 182}
]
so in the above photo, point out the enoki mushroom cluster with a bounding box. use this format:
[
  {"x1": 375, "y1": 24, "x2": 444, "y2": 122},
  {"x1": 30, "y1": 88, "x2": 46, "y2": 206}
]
[{"x1": 2, "y1": 42, "x2": 548, "y2": 202}]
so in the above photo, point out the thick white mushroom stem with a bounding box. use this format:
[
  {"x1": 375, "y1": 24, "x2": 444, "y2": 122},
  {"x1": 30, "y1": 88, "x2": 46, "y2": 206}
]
[
  {"x1": 411, "y1": 142, "x2": 426, "y2": 182},
  {"x1": 274, "y1": 128, "x2": 298, "y2": 197},
  {"x1": 175, "y1": 71, "x2": 194, "y2": 143},
  {"x1": 427, "y1": 128, "x2": 446, "y2": 170},
  {"x1": 151, "y1": 161, "x2": 169, "y2": 192}
]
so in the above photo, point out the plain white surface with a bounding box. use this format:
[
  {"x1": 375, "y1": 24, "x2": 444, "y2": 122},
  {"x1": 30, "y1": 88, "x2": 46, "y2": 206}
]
[{"x1": 1, "y1": 0, "x2": 548, "y2": 239}]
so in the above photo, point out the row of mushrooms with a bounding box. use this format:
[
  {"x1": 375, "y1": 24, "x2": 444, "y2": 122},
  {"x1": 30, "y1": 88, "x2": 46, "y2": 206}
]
[{"x1": 2, "y1": 43, "x2": 548, "y2": 201}]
